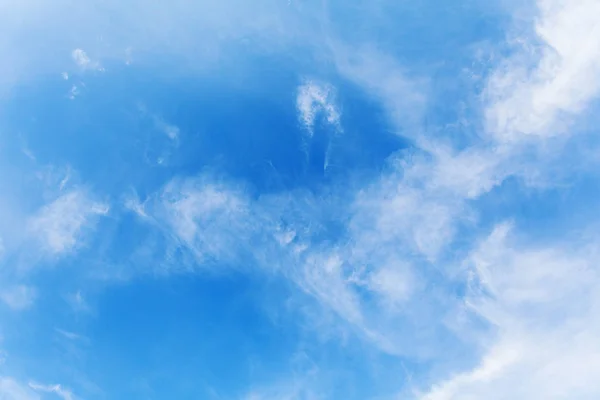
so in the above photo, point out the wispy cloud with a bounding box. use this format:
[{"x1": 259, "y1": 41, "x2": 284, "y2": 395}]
[
  {"x1": 137, "y1": 166, "x2": 458, "y2": 357},
  {"x1": 29, "y1": 382, "x2": 75, "y2": 400},
  {"x1": 71, "y1": 48, "x2": 103, "y2": 72},
  {"x1": 485, "y1": 0, "x2": 600, "y2": 142},
  {"x1": 243, "y1": 352, "x2": 322, "y2": 400},
  {"x1": 296, "y1": 81, "x2": 341, "y2": 136},
  {"x1": 0, "y1": 285, "x2": 36, "y2": 311},
  {"x1": 419, "y1": 223, "x2": 600, "y2": 399},
  {"x1": 0, "y1": 0, "x2": 318, "y2": 91},
  {"x1": 331, "y1": 44, "x2": 428, "y2": 134},
  {"x1": 54, "y1": 328, "x2": 88, "y2": 343},
  {"x1": 244, "y1": 383, "x2": 321, "y2": 400},
  {"x1": 27, "y1": 190, "x2": 109, "y2": 257},
  {"x1": 436, "y1": 4, "x2": 600, "y2": 393},
  {"x1": 159, "y1": 177, "x2": 255, "y2": 266},
  {"x1": 154, "y1": 117, "x2": 180, "y2": 141},
  {"x1": 2, "y1": 0, "x2": 599, "y2": 398},
  {"x1": 64, "y1": 290, "x2": 91, "y2": 314},
  {"x1": 111, "y1": 0, "x2": 600, "y2": 393},
  {"x1": 0, "y1": 378, "x2": 39, "y2": 400}
]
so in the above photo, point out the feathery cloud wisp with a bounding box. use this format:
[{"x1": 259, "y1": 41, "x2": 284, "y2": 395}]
[
  {"x1": 27, "y1": 190, "x2": 108, "y2": 256},
  {"x1": 297, "y1": 81, "x2": 341, "y2": 136}
]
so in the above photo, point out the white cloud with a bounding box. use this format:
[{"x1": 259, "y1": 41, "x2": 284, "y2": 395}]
[
  {"x1": 27, "y1": 190, "x2": 109, "y2": 256},
  {"x1": 134, "y1": 175, "x2": 292, "y2": 276},
  {"x1": 419, "y1": 224, "x2": 600, "y2": 400},
  {"x1": 145, "y1": 167, "x2": 460, "y2": 357},
  {"x1": 485, "y1": 0, "x2": 600, "y2": 142},
  {"x1": 419, "y1": 144, "x2": 508, "y2": 199},
  {"x1": 289, "y1": 0, "x2": 600, "y2": 387},
  {"x1": 54, "y1": 328, "x2": 87, "y2": 343},
  {"x1": 71, "y1": 49, "x2": 91, "y2": 68},
  {"x1": 367, "y1": 265, "x2": 414, "y2": 308},
  {"x1": 71, "y1": 48, "x2": 103, "y2": 72},
  {"x1": 242, "y1": 357, "x2": 322, "y2": 400},
  {"x1": 0, "y1": 0, "x2": 591, "y2": 397},
  {"x1": 29, "y1": 382, "x2": 74, "y2": 400},
  {"x1": 297, "y1": 251, "x2": 365, "y2": 327},
  {"x1": 64, "y1": 291, "x2": 91, "y2": 313},
  {"x1": 148, "y1": 177, "x2": 381, "y2": 348},
  {"x1": 296, "y1": 81, "x2": 341, "y2": 135},
  {"x1": 0, "y1": 0, "x2": 318, "y2": 91},
  {"x1": 123, "y1": 191, "x2": 149, "y2": 219},
  {"x1": 154, "y1": 118, "x2": 179, "y2": 141},
  {"x1": 244, "y1": 386, "x2": 321, "y2": 400},
  {"x1": 351, "y1": 173, "x2": 459, "y2": 261},
  {"x1": 331, "y1": 44, "x2": 427, "y2": 133},
  {"x1": 67, "y1": 85, "x2": 80, "y2": 100},
  {"x1": 104, "y1": 3, "x2": 600, "y2": 388},
  {"x1": 0, "y1": 285, "x2": 36, "y2": 311},
  {"x1": 160, "y1": 178, "x2": 251, "y2": 261},
  {"x1": 404, "y1": 1, "x2": 600, "y2": 396},
  {"x1": 0, "y1": 378, "x2": 39, "y2": 400},
  {"x1": 131, "y1": 106, "x2": 181, "y2": 166}
]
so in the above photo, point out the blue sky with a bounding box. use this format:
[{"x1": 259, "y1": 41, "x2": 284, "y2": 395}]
[{"x1": 1, "y1": 0, "x2": 600, "y2": 399}]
